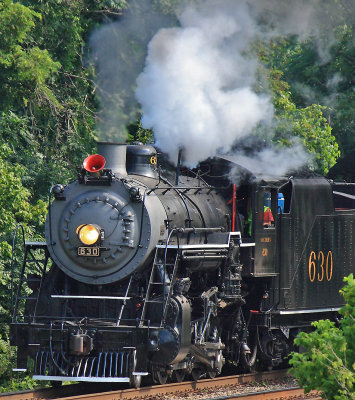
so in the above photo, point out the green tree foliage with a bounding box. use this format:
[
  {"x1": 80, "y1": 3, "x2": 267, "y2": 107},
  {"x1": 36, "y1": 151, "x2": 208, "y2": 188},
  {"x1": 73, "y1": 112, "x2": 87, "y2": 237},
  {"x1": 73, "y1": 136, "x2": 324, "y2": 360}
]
[
  {"x1": 0, "y1": 0, "x2": 60, "y2": 110},
  {"x1": 0, "y1": 329, "x2": 38, "y2": 391},
  {"x1": 0, "y1": 0, "x2": 157, "y2": 328},
  {"x1": 0, "y1": 334, "x2": 12, "y2": 386},
  {"x1": 264, "y1": 23, "x2": 355, "y2": 160},
  {"x1": 0, "y1": 146, "x2": 46, "y2": 388},
  {"x1": 0, "y1": 0, "x2": 352, "y2": 391},
  {"x1": 328, "y1": 25, "x2": 355, "y2": 157},
  {"x1": 0, "y1": 0, "x2": 94, "y2": 201},
  {"x1": 0, "y1": 2, "x2": 99, "y2": 378},
  {"x1": 290, "y1": 275, "x2": 355, "y2": 400},
  {"x1": 0, "y1": 144, "x2": 46, "y2": 327},
  {"x1": 267, "y1": 68, "x2": 340, "y2": 174}
]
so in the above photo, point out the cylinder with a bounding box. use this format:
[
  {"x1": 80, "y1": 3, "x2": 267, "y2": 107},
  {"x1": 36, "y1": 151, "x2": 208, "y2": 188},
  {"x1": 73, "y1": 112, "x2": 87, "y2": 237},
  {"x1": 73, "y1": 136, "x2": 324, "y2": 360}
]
[{"x1": 97, "y1": 142, "x2": 127, "y2": 176}]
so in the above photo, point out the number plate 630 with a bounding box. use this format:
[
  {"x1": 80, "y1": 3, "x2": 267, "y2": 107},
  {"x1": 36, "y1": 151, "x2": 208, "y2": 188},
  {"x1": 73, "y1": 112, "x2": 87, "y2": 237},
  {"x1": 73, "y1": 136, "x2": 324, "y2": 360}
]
[{"x1": 77, "y1": 247, "x2": 100, "y2": 257}]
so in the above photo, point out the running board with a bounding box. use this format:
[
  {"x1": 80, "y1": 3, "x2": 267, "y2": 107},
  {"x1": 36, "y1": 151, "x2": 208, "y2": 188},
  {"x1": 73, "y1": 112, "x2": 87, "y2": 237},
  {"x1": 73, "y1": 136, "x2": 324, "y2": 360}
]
[
  {"x1": 33, "y1": 375, "x2": 131, "y2": 383},
  {"x1": 51, "y1": 295, "x2": 131, "y2": 300}
]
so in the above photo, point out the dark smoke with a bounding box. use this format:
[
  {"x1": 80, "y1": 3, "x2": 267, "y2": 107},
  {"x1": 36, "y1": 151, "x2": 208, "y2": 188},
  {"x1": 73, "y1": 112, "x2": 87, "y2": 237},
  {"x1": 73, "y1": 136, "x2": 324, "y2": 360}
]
[{"x1": 89, "y1": 3, "x2": 175, "y2": 141}]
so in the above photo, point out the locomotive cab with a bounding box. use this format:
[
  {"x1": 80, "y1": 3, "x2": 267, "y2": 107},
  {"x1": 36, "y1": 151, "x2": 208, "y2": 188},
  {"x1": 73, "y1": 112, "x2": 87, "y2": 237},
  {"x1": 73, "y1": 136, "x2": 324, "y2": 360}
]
[{"x1": 197, "y1": 156, "x2": 283, "y2": 278}]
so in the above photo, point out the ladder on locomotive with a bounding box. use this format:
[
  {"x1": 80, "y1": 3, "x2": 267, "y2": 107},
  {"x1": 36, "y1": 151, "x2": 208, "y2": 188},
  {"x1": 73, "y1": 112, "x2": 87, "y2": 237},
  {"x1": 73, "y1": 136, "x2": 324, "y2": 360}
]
[
  {"x1": 139, "y1": 246, "x2": 180, "y2": 329},
  {"x1": 12, "y1": 240, "x2": 49, "y2": 323}
]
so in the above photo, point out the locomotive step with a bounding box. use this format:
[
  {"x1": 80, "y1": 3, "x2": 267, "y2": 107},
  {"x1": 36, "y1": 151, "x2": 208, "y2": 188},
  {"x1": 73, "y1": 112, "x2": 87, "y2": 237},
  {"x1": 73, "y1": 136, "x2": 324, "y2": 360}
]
[
  {"x1": 18, "y1": 296, "x2": 37, "y2": 300},
  {"x1": 23, "y1": 277, "x2": 41, "y2": 282},
  {"x1": 156, "y1": 263, "x2": 176, "y2": 267},
  {"x1": 25, "y1": 241, "x2": 47, "y2": 248},
  {"x1": 145, "y1": 300, "x2": 165, "y2": 303}
]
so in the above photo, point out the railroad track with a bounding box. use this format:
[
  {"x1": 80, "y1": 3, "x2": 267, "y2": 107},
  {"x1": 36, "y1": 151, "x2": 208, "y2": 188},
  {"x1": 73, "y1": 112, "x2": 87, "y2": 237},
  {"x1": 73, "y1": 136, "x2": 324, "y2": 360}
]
[{"x1": 0, "y1": 370, "x2": 321, "y2": 400}]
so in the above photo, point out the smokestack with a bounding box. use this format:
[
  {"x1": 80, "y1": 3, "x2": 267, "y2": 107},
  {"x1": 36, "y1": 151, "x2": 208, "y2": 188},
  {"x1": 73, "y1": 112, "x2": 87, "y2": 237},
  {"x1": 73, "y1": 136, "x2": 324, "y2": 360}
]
[{"x1": 97, "y1": 142, "x2": 127, "y2": 176}]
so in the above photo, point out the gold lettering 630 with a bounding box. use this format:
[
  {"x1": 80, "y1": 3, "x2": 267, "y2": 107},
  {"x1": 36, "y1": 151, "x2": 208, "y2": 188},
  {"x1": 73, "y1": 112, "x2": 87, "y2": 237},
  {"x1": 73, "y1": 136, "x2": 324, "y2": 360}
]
[{"x1": 308, "y1": 251, "x2": 333, "y2": 282}]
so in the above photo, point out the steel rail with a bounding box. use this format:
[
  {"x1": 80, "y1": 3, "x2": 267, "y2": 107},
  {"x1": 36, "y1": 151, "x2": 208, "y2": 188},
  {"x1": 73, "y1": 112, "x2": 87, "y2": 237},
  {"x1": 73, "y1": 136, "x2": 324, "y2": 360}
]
[
  {"x1": 0, "y1": 370, "x2": 320, "y2": 400},
  {"x1": 201, "y1": 387, "x2": 322, "y2": 400}
]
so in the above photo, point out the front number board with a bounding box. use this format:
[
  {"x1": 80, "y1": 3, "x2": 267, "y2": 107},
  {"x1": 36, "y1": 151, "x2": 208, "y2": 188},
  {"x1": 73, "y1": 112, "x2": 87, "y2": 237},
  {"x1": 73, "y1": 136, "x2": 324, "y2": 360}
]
[{"x1": 77, "y1": 247, "x2": 100, "y2": 257}]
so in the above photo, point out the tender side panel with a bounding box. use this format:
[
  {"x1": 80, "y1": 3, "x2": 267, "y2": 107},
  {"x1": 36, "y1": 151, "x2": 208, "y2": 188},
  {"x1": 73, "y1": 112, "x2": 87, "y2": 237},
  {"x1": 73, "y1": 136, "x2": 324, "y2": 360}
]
[{"x1": 278, "y1": 212, "x2": 355, "y2": 310}]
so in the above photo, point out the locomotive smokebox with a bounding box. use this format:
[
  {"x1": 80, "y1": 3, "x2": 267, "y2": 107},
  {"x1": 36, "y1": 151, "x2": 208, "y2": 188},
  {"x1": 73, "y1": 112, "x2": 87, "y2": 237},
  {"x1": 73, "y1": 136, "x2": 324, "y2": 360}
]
[
  {"x1": 97, "y1": 142, "x2": 127, "y2": 176},
  {"x1": 46, "y1": 140, "x2": 168, "y2": 284}
]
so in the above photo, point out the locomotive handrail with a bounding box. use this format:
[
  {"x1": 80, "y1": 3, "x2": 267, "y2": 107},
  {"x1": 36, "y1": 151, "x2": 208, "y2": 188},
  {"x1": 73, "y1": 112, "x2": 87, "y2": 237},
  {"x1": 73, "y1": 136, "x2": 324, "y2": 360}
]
[
  {"x1": 146, "y1": 185, "x2": 213, "y2": 195},
  {"x1": 277, "y1": 306, "x2": 341, "y2": 314},
  {"x1": 14, "y1": 315, "x2": 150, "y2": 325},
  {"x1": 182, "y1": 254, "x2": 228, "y2": 260},
  {"x1": 156, "y1": 243, "x2": 231, "y2": 249},
  {"x1": 51, "y1": 295, "x2": 131, "y2": 300},
  {"x1": 10, "y1": 223, "x2": 26, "y2": 314},
  {"x1": 11, "y1": 238, "x2": 49, "y2": 323},
  {"x1": 161, "y1": 177, "x2": 192, "y2": 228},
  {"x1": 156, "y1": 231, "x2": 242, "y2": 250},
  {"x1": 48, "y1": 185, "x2": 54, "y2": 246},
  {"x1": 240, "y1": 242, "x2": 255, "y2": 247},
  {"x1": 176, "y1": 227, "x2": 224, "y2": 233},
  {"x1": 116, "y1": 275, "x2": 133, "y2": 326},
  {"x1": 284, "y1": 215, "x2": 317, "y2": 291},
  {"x1": 333, "y1": 190, "x2": 355, "y2": 200},
  {"x1": 160, "y1": 228, "x2": 180, "y2": 327}
]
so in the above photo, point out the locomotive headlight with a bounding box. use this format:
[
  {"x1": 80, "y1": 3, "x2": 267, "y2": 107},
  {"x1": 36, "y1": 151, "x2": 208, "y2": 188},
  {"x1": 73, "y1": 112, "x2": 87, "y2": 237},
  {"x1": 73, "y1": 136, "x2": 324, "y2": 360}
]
[{"x1": 77, "y1": 224, "x2": 101, "y2": 245}]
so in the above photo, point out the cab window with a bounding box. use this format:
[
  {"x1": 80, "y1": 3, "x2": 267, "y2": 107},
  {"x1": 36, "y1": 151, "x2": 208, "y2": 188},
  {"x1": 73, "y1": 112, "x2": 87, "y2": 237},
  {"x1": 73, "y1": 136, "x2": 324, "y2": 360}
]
[
  {"x1": 257, "y1": 188, "x2": 276, "y2": 229},
  {"x1": 263, "y1": 191, "x2": 274, "y2": 228}
]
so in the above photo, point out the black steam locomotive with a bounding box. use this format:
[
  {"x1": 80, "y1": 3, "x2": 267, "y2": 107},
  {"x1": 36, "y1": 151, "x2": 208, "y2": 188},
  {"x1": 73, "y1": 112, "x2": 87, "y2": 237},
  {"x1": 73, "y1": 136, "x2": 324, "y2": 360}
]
[{"x1": 10, "y1": 142, "x2": 355, "y2": 387}]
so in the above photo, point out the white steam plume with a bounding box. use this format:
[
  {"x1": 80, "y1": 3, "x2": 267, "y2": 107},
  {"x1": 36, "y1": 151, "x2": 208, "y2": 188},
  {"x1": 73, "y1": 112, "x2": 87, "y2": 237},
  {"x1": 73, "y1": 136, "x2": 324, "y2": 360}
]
[
  {"x1": 229, "y1": 142, "x2": 312, "y2": 183},
  {"x1": 136, "y1": 1, "x2": 272, "y2": 167},
  {"x1": 89, "y1": 0, "x2": 351, "y2": 176},
  {"x1": 135, "y1": 0, "x2": 351, "y2": 176}
]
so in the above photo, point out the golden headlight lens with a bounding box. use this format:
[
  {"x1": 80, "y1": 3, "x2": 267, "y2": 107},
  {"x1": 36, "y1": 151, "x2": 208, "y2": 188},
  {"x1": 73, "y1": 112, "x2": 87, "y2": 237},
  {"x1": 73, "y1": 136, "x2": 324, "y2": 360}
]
[{"x1": 77, "y1": 224, "x2": 100, "y2": 245}]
